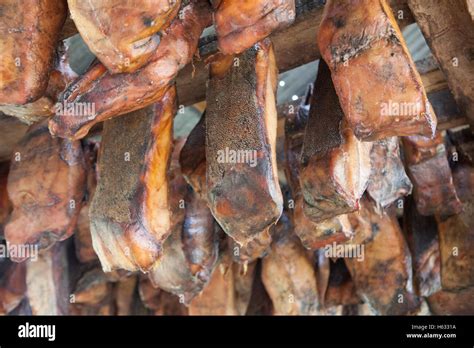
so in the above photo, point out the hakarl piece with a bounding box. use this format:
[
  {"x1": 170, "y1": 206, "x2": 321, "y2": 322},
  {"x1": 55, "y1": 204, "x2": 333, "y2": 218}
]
[
  {"x1": 49, "y1": 0, "x2": 212, "y2": 140},
  {"x1": 344, "y1": 200, "x2": 420, "y2": 315},
  {"x1": 68, "y1": 0, "x2": 181, "y2": 73},
  {"x1": 206, "y1": 39, "x2": 283, "y2": 250},
  {"x1": 0, "y1": 0, "x2": 67, "y2": 105},
  {"x1": 261, "y1": 213, "x2": 319, "y2": 315},
  {"x1": 90, "y1": 87, "x2": 176, "y2": 272},
  {"x1": 213, "y1": 0, "x2": 295, "y2": 55},
  {"x1": 300, "y1": 60, "x2": 372, "y2": 223},
  {"x1": 318, "y1": 0, "x2": 437, "y2": 140},
  {"x1": 5, "y1": 121, "x2": 86, "y2": 261},
  {"x1": 402, "y1": 132, "x2": 462, "y2": 217}
]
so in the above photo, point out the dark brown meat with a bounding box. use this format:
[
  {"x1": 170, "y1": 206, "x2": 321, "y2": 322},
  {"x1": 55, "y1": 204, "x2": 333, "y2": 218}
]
[
  {"x1": 206, "y1": 40, "x2": 283, "y2": 250},
  {"x1": 138, "y1": 277, "x2": 188, "y2": 315},
  {"x1": 436, "y1": 163, "x2": 474, "y2": 291},
  {"x1": 261, "y1": 213, "x2": 319, "y2": 315},
  {"x1": 147, "y1": 147, "x2": 219, "y2": 304},
  {"x1": 0, "y1": 258, "x2": 26, "y2": 314},
  {"x1": 427, "y1": 287, "x2": 474, "y2": 315},
  {"x1": 90, "y1": 88, "x2": 176, "y2": 272},
  {"x1": 5, "y1": 121, "x2": 86, "y2": 261},
  {"x1": 188, "y1": 250, "x2": 256, "y2": 315},
  {"x1": 74, "y1": 140, "x2": 99, "y2": 264},
  {"x1": 367, "y1": 137, "x2": 412, "y2": 208},
  {"x1": 213, "y1": 0, "x2": 295, "y2": 55},
  {"x1": 49, "y1": 0, "x2": 212, "y2": 140},
  {"x1": 344, "y1": 198, "x2": 420, "y2": 315},
  {"x1": 182, "y1": 187, "x2": 219, "y2": 285},
  {"x1": 318, "y1": 0, "x2": 437, "y2": 140},
  {"x1": 0, "y1": 40, "x2": 80, "y2": 124},
  {"x1": 68, "y1": 0, "x2": 181, "y2": 73},
  {"x1": 0, "y1": 164, "x2": 11, "y2": 238},
  {"x1": 179, "y1": 112, "x2": 207, "y2": 199},
  {"x1": 300, "y1": 60, "x2": 372, "y2": 223},
  {"x1": 402, "y1": 132, "x2": 462, "y2": 217},
  {"x1": 403, "y1": 197, "x2": 441, "y2": 297},
  {"x1": 282, "y1": 90, "x2": 353, "y2": 249},
  {"x1": 0, "y1": 0, "x2": 67, "y2": 105},
  {"x1": 320, "y1": 258, "x2": 360, "y2": 311}
]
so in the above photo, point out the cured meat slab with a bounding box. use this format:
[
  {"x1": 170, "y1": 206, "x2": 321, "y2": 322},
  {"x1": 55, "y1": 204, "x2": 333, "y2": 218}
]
[
  {"x1": 366, "y1": 137, "x2": 412, "y2": 209},
  {"x1": 68, "y1": 0, "x2": 181, "y2": 73},
  {"x1": 206, "y1": 39, "x2": 283, "y2": 250},
  {"x1": 148, "y1": 144, "x2": 219, "y2": 304},
  {"x1": 188, "y1": 250, "x2": 256, "y2": 315},
  {"x1": 213, "y1": 0, "x2": 295, "y2": 55},
  {"x1": 318, "y1": 0, "x2": 437, "y2": 140},
  {"x1": 0, "y1": 0, "x2": 67, "y2": 105},
  {"x1": 49, "y1": 0, "x2": 212, "y2": 140},
  {"x1": 436, "y1": 163, "x2": 474, "y2": 290},
  {"x1": 282, "y1": 91, "x2": 352, "y2": 249},
  {"x1": 261, "y1": 213, "x2": 319, "y2": 315},
  {"x1": 402, "y1": 132, "x2": 462, "y2": 217},
  {"x1": 5, "y1": 121, "x2": 86, "y2": 261},
  {"x1": 300, "y1": 60, "x2": 371, "y2": 223},
  {"x1": 179, "y1": 112, "x2": 207, "y2": 199},
  {"x1": 26, "y1": 242, "x2": 70, "y2": 315},
  {"x1": 0, "y1": 258, "x2": 26, "y2": 314},
  {"x1": 344, "y1": 199, "x2": 420, "y2": 315},
  {"x1": 90, "y1": 87, "x2": 176, "y2": 273},
  {"x1": 408, "y1": 0, "x2": 474, "y2": 129},
  {"x1": 403, "y1": 197, "x2": 441, "y2": 297}
]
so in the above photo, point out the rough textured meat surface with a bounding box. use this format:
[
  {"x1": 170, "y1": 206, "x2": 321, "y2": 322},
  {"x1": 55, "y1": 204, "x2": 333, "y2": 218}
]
[
  {"x1": 427, "y1": 287, "x2": 474, "y2": 315},
  {"x1": 318, "y1": 0, "x2": 437, "y2": 140},
  {"x1": 206, "y1": 39, "x2": 283, "y2": 249},
  {"x1": 49, "y1": 0, "x2": 212, "y2": 140},
  {"x1": 179, "y1": 112, "x2": 207, "y2": 199},
  {"x1": 90, "y1": 88, "x2": 176, "y2": 273},
  {"x1": 0, "y1": 0, "x2": 67, "y2": 105},
  {"x1": 68, "y1": 0, "x2": 181, "y2": 73},
  {"x1": 188, "y1": 249, "x2": 256, "y2": 315},
  {"x1": 403, "y1": 197, "x2": 441, "y2": 297},
  {"x1": 213, "y1": 0, "x2": 295, "y2": 55},
  {"x1": 261, "y1": 213, "x2": 319, "y2": 315},
  {"x1": 138, "y1": 277, "x2": 188, "y2": 315},
  {"x1": 5, "y1": 121, "x2": 86, "y2": 261},
  {"x1": 282, "y1": 94, "x2": 352, "y2": 249},
  {"x1": 344, "y1": 199, "x2": 420, "y2": 315},
  {"x1": 367, "y1": 137, "x2": 412, "y2": 208},
  {"x1": 0, "y1": 164, "x2": 11, "y2": 238},
  {"x1": 408, "y1": 0, "x2": 474, "y2": 129},
  {"x1": 0, "y1": 40, "x2": 80, "y2": 124},
  {"x1": 148, "y1": 144, "x2": 219, "y2": 304},
  {"x1": 182, "y1": 188, "x2": 219, "y2": 282},
  {"x1": 317, "y1": 253, "x2": 360, "y2": 313},
  {"x1": 436, "y1": 163, "x2": 474, "y2": 291},
  {"x1": 300, "y1": 60, "x2": 372, "y2": 223},
  {"x1": 0, "y1": 258, "x2": 26, "y2": 314},
  {"x1": 402, "y1": 133, "x2": 462, "y2": 217},
  {"x1": 26, "y1": 242, "x2": 70, "y2": 315}
]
